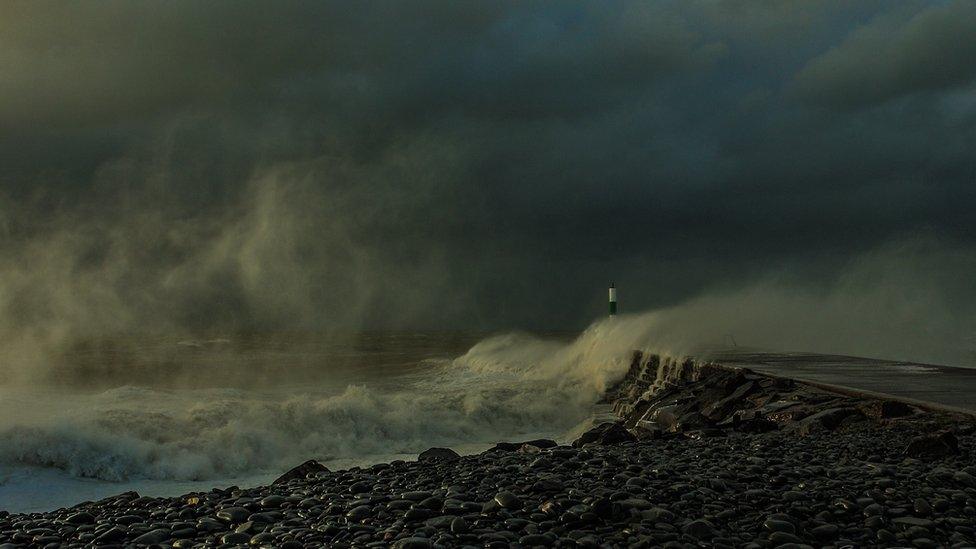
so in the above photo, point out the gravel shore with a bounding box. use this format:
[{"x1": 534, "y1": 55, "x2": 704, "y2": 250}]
[{"x1": 3, "y1": 354, "x2": 975, "y2": 548}]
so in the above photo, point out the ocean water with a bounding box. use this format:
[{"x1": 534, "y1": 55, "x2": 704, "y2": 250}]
[
  {"x1": 7, "y1": 304, "x2": 963, "y2": 515},
  {"x1": 0, "y1": 326, "x2": 641, "y2": 513}
]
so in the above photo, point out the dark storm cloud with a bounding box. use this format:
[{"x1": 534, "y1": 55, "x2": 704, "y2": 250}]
[
  {"x1": 0, "y1": 2, "x2": 707, "y2": 128},
  {"x1": 0, "y1": 0, "x2": 974, "y2": 348},
  {"x1": 793, "y1": 0, "x2": 976, "y2": 108}
]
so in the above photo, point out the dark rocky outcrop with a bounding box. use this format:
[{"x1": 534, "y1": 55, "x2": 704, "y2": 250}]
[
  {"x1": 904, "y1": 430, "x2": 960, "y2": 458},
  {"x1": 572, "y1": 422, "x2": 635, "y2": 447},
  {"x1": 787, "y1": 407, "x2": 862, "y2": 436},
  {"x1": 487, "y1": 439, "x2": 557, "y2": 452},
  {"x1": 602, "y1": 350, "x2": 966, "y2": 443},
  {"x1": 417, "y1": 447, "x2": 460, "y2": 462},
  {"x1": 861, "y1": 399, "x2": 916, "y2": 419},
  {"x1": 718, "y1": 409, "x2": 778, "y2": 433},
  {"x1": 271, "y1": 459, "x2": 330, "y2": 485}
]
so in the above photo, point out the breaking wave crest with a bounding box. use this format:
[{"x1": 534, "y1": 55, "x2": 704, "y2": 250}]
[{"x1": 0, "y1": 322, "x2": 646, "y2": 483}]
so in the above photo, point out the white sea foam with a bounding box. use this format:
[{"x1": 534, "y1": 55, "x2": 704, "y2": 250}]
[{"x1": 0, "y1": 323, "x2": 654, "y2": 512}]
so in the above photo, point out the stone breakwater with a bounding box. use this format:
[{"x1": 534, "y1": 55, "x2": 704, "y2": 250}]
[{"x1": 2, "y1": 352, "x2": 976, "y2": 548}]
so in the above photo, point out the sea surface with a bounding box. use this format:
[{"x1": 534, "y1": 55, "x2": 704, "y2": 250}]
[
  {"x1": 0, "y1": 328, "x2": 636, "y2": 513},
  {"x1": 5, "y1": 314, "x2": 970, "y2": 515}
]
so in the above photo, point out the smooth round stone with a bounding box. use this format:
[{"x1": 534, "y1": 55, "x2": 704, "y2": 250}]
[
  {"x1": 248, "y1": 511, "x2": 277, "y2": 523},
  {"x1": 865, "y1": 515, "x2": 885, "y2": 529},
  {"x1": 404, "y1": 508, "x2": 431, "y2": 521},
  {"x1": 643, "y1": 507, "x2": 675, "y2": 522},
  {"x1": 65, "y1": 512, "x2": 95, "y2": 525},
  {"x1": 914, "y1": 499, "x2": 932, "y2": 515},
  {"x1": 393, "y1": 537, "x2": 432, "y2": 549},
  {"x1": 114, "y1": 515, "x2": 144, "y2": 526},
  {"x1": 349, "y1": 481, "x2": 372, "y2": 494},
  {"x1": 617, "y1": 498, "x2": 651, "y2": 510},
  {"x1": 216, "y1": 507, "x2": 250, "y2": 523},
  {"x1": 495, "y1": 491, "x2": 520, "y2": 510},
  {"x1": 877, "y1": 529, "x2": 897, "y2": 543},
  {"x1": 387, "y1": 500, "x2": 414, "y2": 511},
  {"x1": 171, "y1": 527, "x2": 196, "y2": 539},
  {"x1": 132, "y1": 528, "x2": 170, "y2": 544},
  {"x1": 235, "y1": 520, "x2": 263, "y2": 534},
  {"x1": 954, "y1": 472, "x2": 976, "y2": 488},
  {"x1": 94, "y1": 527, "x2": 126, "y2": 543},
  {"x1": 763, "y1": 518, "x2": 795, "y2": 534},
  {"x1": 682, "y1": 519, "x2": 717, "y2": 540},
  {"x1": 260, "y1": 495, "x2": 286, "y2": 508},
  {"x1": 418, "y1": 497, "x2": 443, "y2": 510},
  {"x1": 197, "y1": 517, "x2": 225, "y2": 532},
  {"x1": 834, "y1": 499, "x2": 858, "y2": 512},
  {"x1": 810, "y1": 523, "x2": 839, "y2": 540},
  {"x1": 520, "y1": 533, "x2": 552, "y2": 545},
  {"x1": 450, "y1": 517, "x2": 469, "y2": 534},
  {"x1": 893, "y1": 517, "x2": 936, "y2": 529},
  {"x1": 346, "y1": 505, "x2": 373, "y2": 520},
  {"x1": 221, "y1": 532, "x2": 251, "y2": 544},
  {"x1": 782, "y1": 491, "x2": 804, "y2": 501},
  {"x1": 424, "y1": 515, "x2": 455, "y2": 529},
  {"x1": 249, "y1": 532, "x2": 275, "y2": 545},
  {"x1": 589, "y1": 498, "x2": 613, "y2": 518},
  {"x1": 863, "y1": 503, "x2": 885, "y2": 516},
  {"x1": 298, "y1": 497, "x2": 321, "y2": 508}
]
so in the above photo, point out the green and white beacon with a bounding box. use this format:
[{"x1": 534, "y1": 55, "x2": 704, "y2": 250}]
[{"x1": 609, "y1": 282, "x2": 617, "y2": 317}]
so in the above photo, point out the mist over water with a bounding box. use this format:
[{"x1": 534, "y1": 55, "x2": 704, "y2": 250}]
[
  {"x1": 2, "y1": 161, "x2": 975, "y2": 513},
  {"x1": 3, "y1": 244, "x2": 975, "y2": 510},
  {"x1": 4, "y1": 227, "x2": 976, "y2": 512}
]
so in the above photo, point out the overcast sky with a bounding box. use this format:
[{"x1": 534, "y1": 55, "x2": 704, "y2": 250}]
[{"x1": 1, "y1": 0, "x2": 974, "y2": 334}]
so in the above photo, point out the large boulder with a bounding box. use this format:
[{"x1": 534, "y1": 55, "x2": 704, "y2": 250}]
[
  {"x1": 718, "y1": 409, "x2": 777, "y2": 433},
  {"x1": 762, "y1": 401, "x2": 809, "y2": 423},
  {"x1": 645, "y1": 397, "x2": 706, "y2": 432},
  {"x1": 904, "y1": 431, "x2": 959, "y2": 459},
  {"x1": 860, "y1": 400, "x2": 915, "y2": 420},
  {"x1": 648, "y1": 405, "x2": 680, "y2": 431},
  {"x1": 418, "y1": 447, "x2": 460, "y2": 463},
  {"x1": 789, "y1": 407, "x2": 861, "y2": 436},
  {"x1": 572, "y1": 422, "x2": 635, "y2": 447},
  {"x1": 702, "y1": 379, "x2": 758, "y2": 421},
  {"x1": 673, "y1": 410, "x2": 712, "y2": 432},
  {"x1": 272, "y1": 460, "x2": 330, "y2": 485},
  {"x1": 487, "y1": 439, "x2": 558, "y2": 452}
]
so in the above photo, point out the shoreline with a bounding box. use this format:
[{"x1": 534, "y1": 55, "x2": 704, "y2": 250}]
[{"x1": 2, "y1": 352, "x2": 976, "y2": 548}]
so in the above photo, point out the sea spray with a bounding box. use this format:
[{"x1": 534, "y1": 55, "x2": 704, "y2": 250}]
[
  {"x1": 3, "y1": 268, "x2": 973, "y2": 512},
  {"x1": 0, "y1": 325, "x2": 653, "y2": 487}
]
